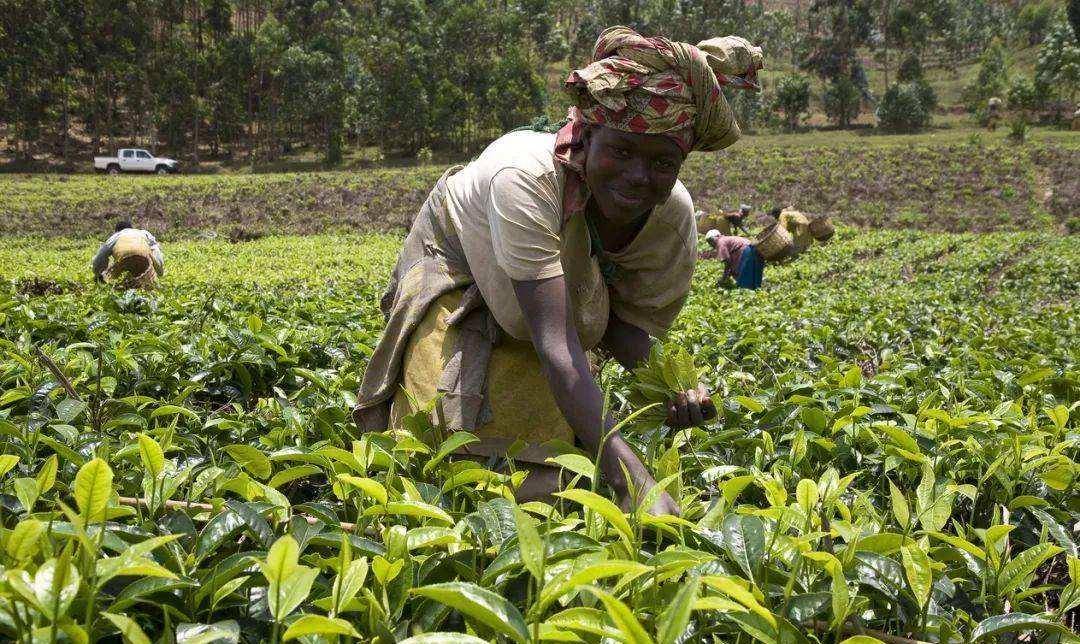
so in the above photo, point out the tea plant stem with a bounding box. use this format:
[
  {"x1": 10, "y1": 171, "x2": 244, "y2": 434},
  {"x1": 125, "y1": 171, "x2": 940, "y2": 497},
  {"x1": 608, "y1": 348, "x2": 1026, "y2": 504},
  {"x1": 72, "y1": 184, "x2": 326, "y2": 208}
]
[
  {"x1": 33, "y1": 347, "x2": 80, "y2": 400},
  {"x1": 807, "y1": 620, "x2": 931, "y2": 644},
  {"x1": 92, "y1": 350, "x2": 103, "y2": 434},
  {"x1": 83, "y1": 528, "x2": 106, "y2": 637}
]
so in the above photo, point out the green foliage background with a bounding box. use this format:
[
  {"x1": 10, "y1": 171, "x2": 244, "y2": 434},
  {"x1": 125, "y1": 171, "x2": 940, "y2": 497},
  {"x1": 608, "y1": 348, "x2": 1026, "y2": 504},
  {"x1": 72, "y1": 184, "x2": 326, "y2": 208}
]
[{"x1": 4, "y1": 0, "x2": 1074, "y2": 166}]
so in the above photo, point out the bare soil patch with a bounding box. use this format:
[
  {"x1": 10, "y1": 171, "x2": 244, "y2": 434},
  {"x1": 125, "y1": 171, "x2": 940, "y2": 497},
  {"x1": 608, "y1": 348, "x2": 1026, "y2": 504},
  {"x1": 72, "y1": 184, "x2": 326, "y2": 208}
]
[
  {"x1": 2, "y1": 142, "x2": 1075, "y2": 238},
  {"x1": 14, "y1": 277, "x2": 83, "y2": 297}
]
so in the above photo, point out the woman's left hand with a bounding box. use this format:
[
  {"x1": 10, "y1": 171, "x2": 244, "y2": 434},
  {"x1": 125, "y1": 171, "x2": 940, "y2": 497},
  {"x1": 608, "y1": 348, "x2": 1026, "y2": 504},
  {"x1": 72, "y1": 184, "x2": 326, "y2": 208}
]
[{"x1": 666, "y1": 383, "x2": 717, "y2": 427}]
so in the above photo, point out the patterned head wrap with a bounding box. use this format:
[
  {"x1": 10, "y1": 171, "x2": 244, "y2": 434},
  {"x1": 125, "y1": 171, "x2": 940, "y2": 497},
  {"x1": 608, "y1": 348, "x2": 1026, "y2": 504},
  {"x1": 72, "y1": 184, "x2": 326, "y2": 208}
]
[
  {"x1": 566, "y1": 26, "x2": 762, "y2": 153},
  {"x1": 554, "y1": 26, "x2": 763, "y2": 219}
]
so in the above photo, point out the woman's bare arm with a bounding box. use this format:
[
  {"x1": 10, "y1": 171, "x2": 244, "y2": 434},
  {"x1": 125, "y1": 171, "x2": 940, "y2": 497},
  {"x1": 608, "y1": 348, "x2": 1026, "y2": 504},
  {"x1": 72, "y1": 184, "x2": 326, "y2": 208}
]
[
  {"x1": 601, "y1": 315, "x2": 717, "y2": 427},
  {"x1": 600, "y1": 314, "x2": 652, "y2": 369},
  {"x1": 512, "y1": 276, "x2": 677, "y2": 514}
]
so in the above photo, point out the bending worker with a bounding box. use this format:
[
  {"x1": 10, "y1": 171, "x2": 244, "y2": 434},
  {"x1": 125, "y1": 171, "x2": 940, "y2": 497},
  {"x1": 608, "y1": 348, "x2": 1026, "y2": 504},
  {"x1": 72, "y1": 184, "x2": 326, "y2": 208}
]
[
  {"x1": 987, "y1": 96, "x2": 1002, "y2": 131},
  {"x1": 353, "y1": 26, "x2": 763, "y2": 514},
  {"x1": 703, "y1": 230, "x2": 764, "y2": 289},
  {"x1": 92, "y1": 220, "x2": 165, "y2": 288},
  {"x1": 695, "y1": 203, "x2": 751, "y2": 236}
]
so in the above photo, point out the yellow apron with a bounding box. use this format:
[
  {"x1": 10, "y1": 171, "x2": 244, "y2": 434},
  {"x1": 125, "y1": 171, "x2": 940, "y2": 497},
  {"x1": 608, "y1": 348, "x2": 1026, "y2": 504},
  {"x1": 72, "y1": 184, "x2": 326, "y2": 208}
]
[{"x1": 390, "y1": 289, "x2": 574, "y2": 464}]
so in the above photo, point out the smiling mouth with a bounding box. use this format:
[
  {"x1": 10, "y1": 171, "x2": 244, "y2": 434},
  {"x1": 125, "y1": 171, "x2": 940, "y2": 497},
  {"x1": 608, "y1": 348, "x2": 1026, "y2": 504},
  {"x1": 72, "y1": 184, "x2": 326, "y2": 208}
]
[{"x1": 611, "y1": 187, "x2": 645, "y2": 206}]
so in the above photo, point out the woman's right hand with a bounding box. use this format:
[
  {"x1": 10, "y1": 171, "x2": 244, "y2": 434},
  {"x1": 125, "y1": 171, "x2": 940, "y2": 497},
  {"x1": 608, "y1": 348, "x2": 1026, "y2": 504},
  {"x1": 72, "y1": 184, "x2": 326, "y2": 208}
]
[
  {"x1": 618, "y1": 474, "x2": 681, "y2": 516},
  {"x1": 513, "y1": 276, "x2": 677, "y2": 517},
  {"x1": 666, "y1": 383, "x2": 717, "y2": 428}
]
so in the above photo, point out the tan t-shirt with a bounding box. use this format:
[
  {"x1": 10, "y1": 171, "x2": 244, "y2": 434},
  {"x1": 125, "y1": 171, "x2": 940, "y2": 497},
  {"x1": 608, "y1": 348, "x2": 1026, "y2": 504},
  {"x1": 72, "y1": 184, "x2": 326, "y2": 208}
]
[{"x1": 444, "y1": 130, "x2": 697, "y2": 346}]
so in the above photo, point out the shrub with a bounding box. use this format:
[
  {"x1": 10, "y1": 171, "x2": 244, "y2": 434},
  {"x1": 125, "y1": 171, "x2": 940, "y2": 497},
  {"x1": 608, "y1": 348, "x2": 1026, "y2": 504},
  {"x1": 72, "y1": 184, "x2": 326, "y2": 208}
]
[
  {"x1": 876, "y1": 82, "x2": 933, "y2": 131},
  {"x1": 823, "y1": 77, "x2": 862, "y2": 128},
  {"x1": 1035, "y1": 20, "x2": 1080, "y2": 120},
  {"x1": 772, "y1": 73, "x2": 811, "y2": 130},
  {"x1": 1007, "y1": 76, "x2": 1042, "y2": 115},
  {"x1": 730, "y1": 88, "x2": 763, "y2": 133},
  {"x1": 1070, "y1": 0, "x2": 1080, "y2": 43},
  {"x1": 963, "y1": 41, "x2": 1008, "y2": 116},
  {"x1": 911, "y1": 78, "x2": 938, "y2": 114},
  {"x1": 896, "y1": 53, "x2": 924, "y2": 83},
  {"x1": 1008, "y1": 117, "x2": 1029, "y2": 142},
  {"x1": 1014, "y1": 1, "x2": 1057, "y2": 46},
  {"x1": 484, "y1": 47, "x2": 548, "y2": 133}
]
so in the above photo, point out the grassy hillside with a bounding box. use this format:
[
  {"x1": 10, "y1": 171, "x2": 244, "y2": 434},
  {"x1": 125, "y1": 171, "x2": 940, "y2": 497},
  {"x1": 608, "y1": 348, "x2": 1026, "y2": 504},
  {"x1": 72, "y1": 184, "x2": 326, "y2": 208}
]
[{"x1": 1, "y1": 129, "x2": 1075, "y2": 239}]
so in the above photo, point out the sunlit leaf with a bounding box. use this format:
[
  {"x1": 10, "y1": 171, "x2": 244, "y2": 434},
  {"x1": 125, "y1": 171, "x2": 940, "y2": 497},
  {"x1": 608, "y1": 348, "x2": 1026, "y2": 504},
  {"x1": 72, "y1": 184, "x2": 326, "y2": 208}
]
[
  {"x1": 74, "y1": 457, "x2": 113, "y2": 524},
  {"x1": 412, "y1": 582, "x2": 529, "y2": 644}
]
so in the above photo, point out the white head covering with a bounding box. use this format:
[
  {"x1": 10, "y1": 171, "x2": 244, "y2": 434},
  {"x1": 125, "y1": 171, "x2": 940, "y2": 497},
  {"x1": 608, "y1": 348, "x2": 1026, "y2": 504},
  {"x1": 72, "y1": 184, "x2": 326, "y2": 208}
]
[{"x1": 705, "y1": 229, "x2": 722, "y2": 243}]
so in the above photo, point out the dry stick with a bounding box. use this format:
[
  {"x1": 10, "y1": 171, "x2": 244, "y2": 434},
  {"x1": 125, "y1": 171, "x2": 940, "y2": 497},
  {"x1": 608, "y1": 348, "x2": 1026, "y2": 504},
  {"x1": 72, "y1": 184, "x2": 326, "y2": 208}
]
[
  {"x1": 808, "y1": 620, "x2": 931, "y2": 644},
  {"x1": 117, "y1": 496, "x2": 365, "y2": 535},
  {"x1": 33, "y1": 347, "x2": 81, "y2": 401}
]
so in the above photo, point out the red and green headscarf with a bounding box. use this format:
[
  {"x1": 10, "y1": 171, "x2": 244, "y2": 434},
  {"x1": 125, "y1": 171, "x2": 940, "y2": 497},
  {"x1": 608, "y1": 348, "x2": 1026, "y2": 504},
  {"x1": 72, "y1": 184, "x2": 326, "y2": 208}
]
[{"x1": 554, "y1": 26, "x2": 763, "y2": 218}]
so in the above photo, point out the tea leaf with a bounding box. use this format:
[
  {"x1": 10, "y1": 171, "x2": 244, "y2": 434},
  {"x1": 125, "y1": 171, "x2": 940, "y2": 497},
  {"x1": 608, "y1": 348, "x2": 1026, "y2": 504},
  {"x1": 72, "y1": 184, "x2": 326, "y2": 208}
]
[
  {"x1": 6, "y1": 519, "x2": 45, "y2": 561},
  {"x1": 556, "y1": 489, "x2": 634, "y2": 549},
  {"x1": 513, "y1": 505, "x2": 544, "y2": 581},
  {"x1": 137, "y1": 432, "x2": 165, "y2": 479},
  {"x1": 399, "y1": 635, "x2": 489, "y2": 644},
  {"x1": 997, "y1": 543, "x2": 1062, "y2": 596},
  {"x1": 413, "y1": 582, "x2": 529, "y2": 644},
  {"x1": 102, "y1": 612, "x2": 153, "y2": 644},
  {"x1": 720, "y1": 514, "x2": 766, "y2": 580},
  {"x1": 970, "y1": 613, "x2": 1071, "y2": 640},
  {"x1": 888, "y1": 480, "x2": 910, "y2": 528},
  {"x1": 901, "y1": 544, "x2": 932, "y2": 608},
  {"x1": 175, "y1": 620, "x2": 240, "y2": 644},
  {"x1": 74, "y1": 458, "x2": 113, "y2": 524},
  {"x1": 223, "y1": 444, "x2": 272, "y2": 480},
  {"x1": 282, "y1": 615, "x2": 360, "y2": 640},
  {"x1": 587, "y1": 586, "x2": 655, "y2": 644},
  {"x1": 0, "y1": 454, "x2": 18, "y2": 478}
]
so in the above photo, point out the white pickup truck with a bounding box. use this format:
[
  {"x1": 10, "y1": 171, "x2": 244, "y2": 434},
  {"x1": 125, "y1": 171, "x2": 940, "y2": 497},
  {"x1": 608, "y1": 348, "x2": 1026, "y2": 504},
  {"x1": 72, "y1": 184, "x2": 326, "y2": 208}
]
[{"x1": 94, "y1": 149, "x2": 180, "y2": 175}]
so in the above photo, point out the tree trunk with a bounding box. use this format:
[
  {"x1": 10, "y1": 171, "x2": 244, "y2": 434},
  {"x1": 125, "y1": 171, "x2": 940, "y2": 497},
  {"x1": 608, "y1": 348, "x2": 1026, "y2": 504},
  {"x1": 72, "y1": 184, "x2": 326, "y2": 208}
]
[
  {"x1": 61, "y1": 80, "x2": 70, "y2": 169},
  {"x1": 191, "y1": 0, "x2": 202, "y2": 165}
]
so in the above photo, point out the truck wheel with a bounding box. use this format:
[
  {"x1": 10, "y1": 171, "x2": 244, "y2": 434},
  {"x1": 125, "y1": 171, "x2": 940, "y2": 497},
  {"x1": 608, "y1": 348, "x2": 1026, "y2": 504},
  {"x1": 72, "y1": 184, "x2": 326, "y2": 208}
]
[
  {"x1": 155, "y1": 166, "x2": 169, "y2": 175},
  {"x1": 107, "y1": 165, "x2": 120, "y2": 175}
]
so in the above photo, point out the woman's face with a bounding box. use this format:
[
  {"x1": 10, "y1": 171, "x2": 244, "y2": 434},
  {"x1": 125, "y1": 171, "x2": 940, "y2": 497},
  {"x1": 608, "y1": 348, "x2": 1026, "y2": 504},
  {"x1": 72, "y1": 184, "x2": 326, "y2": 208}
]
[{"x1": 584, "y1": 126, "x2": 686, "y2": 226}]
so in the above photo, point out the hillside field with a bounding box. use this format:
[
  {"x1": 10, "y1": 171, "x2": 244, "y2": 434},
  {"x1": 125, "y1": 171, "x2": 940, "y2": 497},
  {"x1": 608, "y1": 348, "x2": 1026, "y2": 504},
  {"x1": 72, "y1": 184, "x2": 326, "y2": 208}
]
[{"x1": 2, "y1": 129, "x2": 1077, "y2": 238}]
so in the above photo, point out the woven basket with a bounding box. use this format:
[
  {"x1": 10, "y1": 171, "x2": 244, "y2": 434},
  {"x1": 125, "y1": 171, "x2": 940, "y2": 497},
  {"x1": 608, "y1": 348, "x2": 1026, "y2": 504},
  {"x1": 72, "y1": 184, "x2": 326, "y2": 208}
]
[
  {"x1": 754, "y1": 222, "x2": 794, "y2": 261},
  {"x1": 105, "y1": 254, "x2": 157, "y2": 289},
  {"x1": 697, "y1": 212, "x2": 732, "y2": 236},
  {"x1": 809, "y1": 215, "x2": 835, "y2": 241}
]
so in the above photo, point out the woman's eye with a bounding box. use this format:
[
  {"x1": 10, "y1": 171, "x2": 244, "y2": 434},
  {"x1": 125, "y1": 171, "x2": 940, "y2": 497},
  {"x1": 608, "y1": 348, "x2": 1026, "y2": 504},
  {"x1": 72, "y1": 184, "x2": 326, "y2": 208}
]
[
  {"x1": 611, "y1": 147, "x2": 631, "y2": 159},
  {"x1": 654, "y1": 158, "x2": 676, "y2": 172}
]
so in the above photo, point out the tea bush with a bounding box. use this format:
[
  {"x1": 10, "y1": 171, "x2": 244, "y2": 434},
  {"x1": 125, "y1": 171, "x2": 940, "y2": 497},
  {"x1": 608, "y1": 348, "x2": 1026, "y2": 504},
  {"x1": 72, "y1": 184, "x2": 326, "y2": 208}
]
[{"x1": 0, "y1": 230, "x2": 1076, "y2": 642}]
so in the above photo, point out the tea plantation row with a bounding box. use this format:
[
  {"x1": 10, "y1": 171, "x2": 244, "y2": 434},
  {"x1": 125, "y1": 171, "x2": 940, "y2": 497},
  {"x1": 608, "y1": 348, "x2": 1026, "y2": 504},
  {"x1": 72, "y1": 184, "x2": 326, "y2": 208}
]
[
  {"x1": 0, "y1": 230, "x2": 1076, "y2": 642},
  {"x1": 2, "y1": 135, "x2": 1077, "y2": 238}
]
